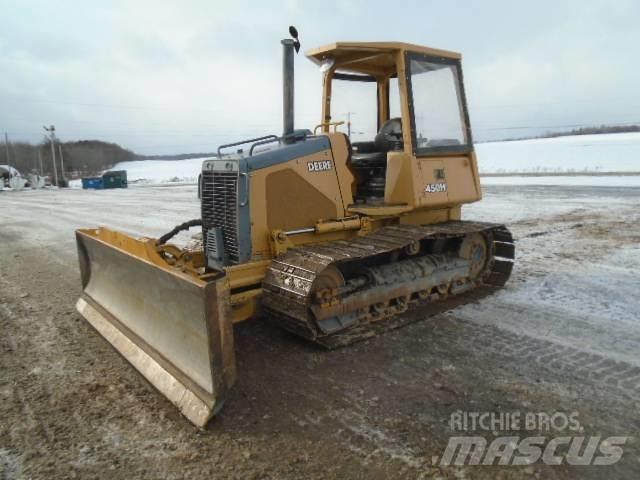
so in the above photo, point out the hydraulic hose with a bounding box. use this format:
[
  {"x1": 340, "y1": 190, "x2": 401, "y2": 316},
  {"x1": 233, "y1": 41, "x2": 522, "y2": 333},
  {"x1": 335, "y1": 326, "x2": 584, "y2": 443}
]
[{"x1": 157, "y1": 219, "x2": 202, "y2": 245}]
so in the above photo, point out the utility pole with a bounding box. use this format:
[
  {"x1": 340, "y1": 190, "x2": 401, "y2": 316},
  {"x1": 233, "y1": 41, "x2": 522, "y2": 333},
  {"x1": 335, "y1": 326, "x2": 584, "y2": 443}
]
[
  {"x1": 37, "y1": 149, "x2": 43, "y2": 175},
  {"x1": 43, "y1": 125, "x2": 58, "y2": 186},
  {"x1": 4, "y1": 132, "x2": 10, "y2": 167},
  {"x1": 58, "y1": 144, "x2": 65, "y2": 178}
]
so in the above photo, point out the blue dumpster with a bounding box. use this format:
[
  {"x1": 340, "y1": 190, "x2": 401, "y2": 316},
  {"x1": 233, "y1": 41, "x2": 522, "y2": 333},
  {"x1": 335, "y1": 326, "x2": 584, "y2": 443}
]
[{"x1": 81, "y1": 177, "x2": 104, "y2": 189}]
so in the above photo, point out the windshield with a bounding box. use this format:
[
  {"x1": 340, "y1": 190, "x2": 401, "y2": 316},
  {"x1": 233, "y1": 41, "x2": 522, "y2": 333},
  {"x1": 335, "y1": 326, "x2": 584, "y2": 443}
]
[{"x1": 408, "y1": 56, "x2": 469, "y2": 152}]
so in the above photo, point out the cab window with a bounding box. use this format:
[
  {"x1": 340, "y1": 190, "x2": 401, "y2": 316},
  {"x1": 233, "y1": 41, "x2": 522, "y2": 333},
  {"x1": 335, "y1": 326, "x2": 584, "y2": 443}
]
[
  {"x1": 407, "y1": 55, "x2": 470, "y2": 153},
  {"x1": 329, "y1": 75, "x2": 378, "y2": 141}
]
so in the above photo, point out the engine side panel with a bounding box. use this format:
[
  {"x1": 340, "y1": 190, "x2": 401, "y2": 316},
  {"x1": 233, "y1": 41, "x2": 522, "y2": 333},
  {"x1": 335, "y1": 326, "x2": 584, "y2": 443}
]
[{"x1": 248, "y1": 136, "x2": 352, "y2": 259}]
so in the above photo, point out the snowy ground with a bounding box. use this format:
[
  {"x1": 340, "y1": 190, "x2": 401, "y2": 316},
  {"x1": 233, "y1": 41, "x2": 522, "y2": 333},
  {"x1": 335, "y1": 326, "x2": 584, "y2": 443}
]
[
  {"x1": 475, "y1": 132, "x2": 640, "y2": 173},
  {"x1": 463, "y1": 184, "x2": 640, "y2": 366},
  {"x1": 482, "y1": 175, "x2": 640, "y2": 187},
  {"x1": 1, "y1": 183, "x2": 639, "y2": 479}
]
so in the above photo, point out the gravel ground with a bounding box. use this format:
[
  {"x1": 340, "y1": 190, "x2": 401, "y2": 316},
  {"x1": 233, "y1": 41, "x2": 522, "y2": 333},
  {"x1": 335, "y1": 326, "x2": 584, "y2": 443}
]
[{"x1": 1, "y1": 184, "x2": 639, "y2": 479}]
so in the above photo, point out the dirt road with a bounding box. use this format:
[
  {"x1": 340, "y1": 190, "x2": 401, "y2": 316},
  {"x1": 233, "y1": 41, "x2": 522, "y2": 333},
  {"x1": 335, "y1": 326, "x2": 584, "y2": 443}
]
[{"x1": 1, "y1": 184, "x2": 639, "y2": 479}]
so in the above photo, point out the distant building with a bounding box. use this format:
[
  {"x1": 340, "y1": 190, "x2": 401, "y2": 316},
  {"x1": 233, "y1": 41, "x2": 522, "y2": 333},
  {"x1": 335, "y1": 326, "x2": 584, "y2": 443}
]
[{"x1": 0, "y1": 165, "x2": 27, "y2": 190}]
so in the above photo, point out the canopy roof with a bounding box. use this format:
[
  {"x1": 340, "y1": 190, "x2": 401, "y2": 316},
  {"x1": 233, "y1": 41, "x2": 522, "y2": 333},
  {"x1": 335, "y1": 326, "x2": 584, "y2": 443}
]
[{"x1": 306, "y1": 42, "x2": 461, "y2": 76}]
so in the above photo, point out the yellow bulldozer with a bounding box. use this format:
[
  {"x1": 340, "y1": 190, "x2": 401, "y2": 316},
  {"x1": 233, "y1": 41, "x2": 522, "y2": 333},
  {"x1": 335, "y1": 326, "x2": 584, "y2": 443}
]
[{"x1": 75, "y1": 28, "x2": 514, "y2": 426}]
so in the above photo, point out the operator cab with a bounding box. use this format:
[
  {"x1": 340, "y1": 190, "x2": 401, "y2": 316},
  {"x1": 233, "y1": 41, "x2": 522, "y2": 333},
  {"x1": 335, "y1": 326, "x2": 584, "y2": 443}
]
[{"x1": 306, "y1": 42, "x2": 473, "y2": 205}]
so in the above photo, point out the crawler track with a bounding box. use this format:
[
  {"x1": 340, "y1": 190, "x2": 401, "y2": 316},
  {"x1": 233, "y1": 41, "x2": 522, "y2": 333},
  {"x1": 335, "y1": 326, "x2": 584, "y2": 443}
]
[{"x1": 262, "y1": 221, "x2": 514, "y2": 348}]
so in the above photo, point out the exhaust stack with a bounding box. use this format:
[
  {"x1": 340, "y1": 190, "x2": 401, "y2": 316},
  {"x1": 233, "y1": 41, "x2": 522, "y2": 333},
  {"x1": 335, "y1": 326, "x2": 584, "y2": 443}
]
[
  {"x1": 281, "y1": 39, "x2": 295, "y2": 141},
  {"x1": 282, "y1": 27, "x2": 300, "y2": 143}
]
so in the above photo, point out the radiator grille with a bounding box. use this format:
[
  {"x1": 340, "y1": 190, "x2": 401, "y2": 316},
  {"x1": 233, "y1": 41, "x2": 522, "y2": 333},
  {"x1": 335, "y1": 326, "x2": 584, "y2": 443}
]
[{"x1": 201, "y1": 170, "x2": 239, "y2": 264}]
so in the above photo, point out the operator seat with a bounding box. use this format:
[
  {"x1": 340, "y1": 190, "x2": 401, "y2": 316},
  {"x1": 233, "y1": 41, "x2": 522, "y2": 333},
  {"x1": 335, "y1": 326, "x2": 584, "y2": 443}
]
[
  {"x1": 350, "y1": 118, "x2": 403, "y2": 202},
  {"x1": 351, "y1": 117, "x2": 403, "y2": 167}
]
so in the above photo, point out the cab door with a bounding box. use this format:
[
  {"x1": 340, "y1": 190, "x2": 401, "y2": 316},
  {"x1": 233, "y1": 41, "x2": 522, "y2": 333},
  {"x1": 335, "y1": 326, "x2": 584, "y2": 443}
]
[{"x1": 401, "y1": 52, "x2": 482, "y2": 207}]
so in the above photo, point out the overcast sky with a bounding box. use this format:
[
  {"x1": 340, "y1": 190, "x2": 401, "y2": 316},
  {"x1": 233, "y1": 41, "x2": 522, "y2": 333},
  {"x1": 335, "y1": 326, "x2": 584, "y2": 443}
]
[{"x1": 2, "y1": 0, "x2": 639, "y2": 154}]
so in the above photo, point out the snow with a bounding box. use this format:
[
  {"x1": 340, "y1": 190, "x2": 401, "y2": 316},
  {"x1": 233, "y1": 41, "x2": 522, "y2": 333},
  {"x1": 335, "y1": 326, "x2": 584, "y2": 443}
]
[
  {"x1": 459, "y1": 184, "x2": 640, "y2": 365},
  {"x1": 0, "y1": 185, "x2": 201, "y2": 248},
  {"x1": 475, "y1": 132, "x2": 640, "y2": 174},
  {"x1": 109, "y1": 157, "x2": 211, "y2": 185},
  {"x1": 65, "y1": 132, "x2": 640, "y2": 188},
  {"x1": 481, "y1": 174, "x2": 640, "y2": 187}
]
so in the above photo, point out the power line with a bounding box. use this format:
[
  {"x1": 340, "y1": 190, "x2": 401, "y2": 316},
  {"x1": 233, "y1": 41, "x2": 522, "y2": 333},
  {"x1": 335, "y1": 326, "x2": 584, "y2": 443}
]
[
  {"x1": 1, "y1": 95, "x2": 222, "y2": 113},
  {"x1": 1, "y1": 113, "x2": 319, "y2": 129},
  {"x1": 5, "y1": 91, "x2": 640, "y2": 113},
  {"x1": 5, "y1": 118, "x2": 640, "y2": 139},
  {"x1": 473, "y1": 120, "x2": 640, "y2": 131},
  {"x1": 0, "y1": 94, "x2": 324, "y2": 119},
  {"x1": 2, "y1": 130, "x2": 277, "y2": 137},
  {"x1": 470, "y1": 98, "x2": 640, "y2": 110}
]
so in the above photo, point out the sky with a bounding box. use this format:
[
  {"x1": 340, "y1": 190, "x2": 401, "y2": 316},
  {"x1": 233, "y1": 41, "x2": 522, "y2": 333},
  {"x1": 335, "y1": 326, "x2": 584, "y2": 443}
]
[{"x1": 1, "y1": 0, "x2": 639, "y2": 154}]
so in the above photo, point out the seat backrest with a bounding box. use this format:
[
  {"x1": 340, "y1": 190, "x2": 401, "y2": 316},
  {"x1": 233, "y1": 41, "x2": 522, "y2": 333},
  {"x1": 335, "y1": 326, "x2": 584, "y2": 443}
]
[{"x1": 374, "y1": 118, "x2": 403, "y2": 152}]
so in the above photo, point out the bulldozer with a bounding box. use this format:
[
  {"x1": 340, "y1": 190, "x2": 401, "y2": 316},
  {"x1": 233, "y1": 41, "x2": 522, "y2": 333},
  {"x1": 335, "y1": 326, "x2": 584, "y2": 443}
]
[{"x1": 75, "y1": 29, "x2": 514, "y2": 427}]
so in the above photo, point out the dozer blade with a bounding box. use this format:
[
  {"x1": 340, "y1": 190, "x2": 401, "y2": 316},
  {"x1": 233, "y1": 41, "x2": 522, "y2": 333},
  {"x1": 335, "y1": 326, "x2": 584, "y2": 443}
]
[{"x1": 75, "y1": 227, "x2": 236, "y2": 427}]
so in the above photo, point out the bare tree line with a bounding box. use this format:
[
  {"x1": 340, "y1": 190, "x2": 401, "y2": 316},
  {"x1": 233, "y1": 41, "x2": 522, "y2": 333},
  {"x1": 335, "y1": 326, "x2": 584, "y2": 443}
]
[
  {"x1": 493, "y1": 124, "x2": 640, "y2": 143},
  {"x1": 541, "y1": 124, "x2": 640, "y2": 138},
  {"x1": 1, "y1": 139, "x2": 135, "y2": 178}
]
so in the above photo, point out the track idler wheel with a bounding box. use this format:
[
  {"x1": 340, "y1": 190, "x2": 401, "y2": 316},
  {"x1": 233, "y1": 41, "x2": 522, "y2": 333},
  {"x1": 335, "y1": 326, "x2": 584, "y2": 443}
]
[{"x1": 458, "y1": 232, "x2": 489, "y2": 279}]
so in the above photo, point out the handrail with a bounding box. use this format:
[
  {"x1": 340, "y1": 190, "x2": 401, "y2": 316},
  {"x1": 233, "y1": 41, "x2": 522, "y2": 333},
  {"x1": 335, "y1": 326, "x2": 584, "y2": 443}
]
[
  {"x1": 313, "y1": 121, "x2": 345, "y2": 135},
  {"x1": 238, "y1": 172, "x2": 250, "y2": 206},
  {"x1": 249, "y1": 136, "x2": 280, "y2": 156},
  {"x1": 217, "y1": 135, "x2": 279, "y2": 158}
]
